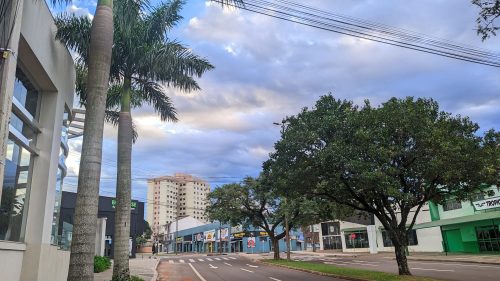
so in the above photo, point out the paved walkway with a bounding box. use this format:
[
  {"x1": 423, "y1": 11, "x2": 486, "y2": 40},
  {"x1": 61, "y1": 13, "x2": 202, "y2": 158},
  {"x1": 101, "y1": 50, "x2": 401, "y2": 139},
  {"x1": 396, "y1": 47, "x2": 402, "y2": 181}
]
[{"x1": 94, "y1": 256, "x2": 159, "y2": 281}]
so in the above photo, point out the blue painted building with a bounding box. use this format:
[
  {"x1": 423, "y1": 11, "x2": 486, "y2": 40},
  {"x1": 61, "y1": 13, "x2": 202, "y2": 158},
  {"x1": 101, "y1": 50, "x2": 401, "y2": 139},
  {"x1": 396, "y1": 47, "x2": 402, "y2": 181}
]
[{"x1": 167, "y1": 222, "x2": 304, "y2": 254}]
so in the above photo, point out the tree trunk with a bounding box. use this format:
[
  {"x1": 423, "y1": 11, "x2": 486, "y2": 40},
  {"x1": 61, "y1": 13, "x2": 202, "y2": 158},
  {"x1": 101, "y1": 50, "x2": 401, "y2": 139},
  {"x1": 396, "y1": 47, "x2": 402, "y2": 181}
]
[
  {"x1": 392, "y1": 230, "x2": 411, "y2": 275},
  {"x1": 112, "y1": 77, "x2": 133, "y2": 281},
  {"x1": 67, "y1": 1, "x2": 114, "y2": 281},
  {"x1": 272, "y1": 237, "x2": 280, "y2": 260}
]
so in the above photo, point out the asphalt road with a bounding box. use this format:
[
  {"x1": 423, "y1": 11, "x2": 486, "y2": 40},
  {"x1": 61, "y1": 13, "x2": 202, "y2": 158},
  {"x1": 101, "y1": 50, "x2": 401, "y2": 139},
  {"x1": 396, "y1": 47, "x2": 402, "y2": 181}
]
[
  {"x1": 156, "y1": 254, "x2": 344, "y2": 281},
  {"x1": 292, "y1": 253, "x2": 500, "y2": 281}
]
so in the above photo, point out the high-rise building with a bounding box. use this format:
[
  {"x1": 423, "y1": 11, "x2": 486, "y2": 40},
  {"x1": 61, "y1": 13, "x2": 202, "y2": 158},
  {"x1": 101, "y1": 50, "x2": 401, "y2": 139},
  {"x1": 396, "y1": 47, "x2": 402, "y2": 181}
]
[{"x1": 147, "y1": 173, "x2": 210, "y2": 237}]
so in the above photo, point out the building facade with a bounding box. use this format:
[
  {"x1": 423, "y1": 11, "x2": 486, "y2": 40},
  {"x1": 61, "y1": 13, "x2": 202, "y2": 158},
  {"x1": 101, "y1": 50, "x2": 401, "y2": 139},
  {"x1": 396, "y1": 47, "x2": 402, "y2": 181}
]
[
  {"x1": 147, "y1": 173, "x2": 210, "y2": 237},
  {"x1": 415, "y1": 186, "x2": 500, "y2": 254},
  {"x1": 59, "y1": 191, "x2": 146, "y2": 258},
  {"x1": 163, "y1": 221, "x2": 303, "y2": 254},
  {"x1": 0, "y1": 1, "x2": 76, "y2": 281}
]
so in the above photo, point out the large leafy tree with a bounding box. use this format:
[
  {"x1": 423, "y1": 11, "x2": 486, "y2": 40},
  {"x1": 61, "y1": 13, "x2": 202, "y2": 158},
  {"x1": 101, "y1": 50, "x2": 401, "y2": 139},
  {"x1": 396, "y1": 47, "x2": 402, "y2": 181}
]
[
  {"x1": 206, "y1": 176, "x2": 337, "y2": 260},
  {"x1": 56, "y1": 0, "x2": 214, "y2": 279},
  {"x1": 266, "y1": 95, "x2": 498, "y2": 275},
  {"x1": 472, "y1": 0, "x2": 500, "y2": 40}
]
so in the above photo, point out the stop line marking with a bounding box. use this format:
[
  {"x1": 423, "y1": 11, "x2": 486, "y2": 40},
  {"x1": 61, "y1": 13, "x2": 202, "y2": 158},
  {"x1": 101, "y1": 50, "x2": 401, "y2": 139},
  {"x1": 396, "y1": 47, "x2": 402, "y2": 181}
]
[
  {"x1": 247, "y1": 264, "x2": 259, "y2": 268},
  {"x1": 224, "y1": 262, "x2": 233, "y2": 266},
  {"x1": 240, "y1": 268, "x2": 254, "y2": 273}
]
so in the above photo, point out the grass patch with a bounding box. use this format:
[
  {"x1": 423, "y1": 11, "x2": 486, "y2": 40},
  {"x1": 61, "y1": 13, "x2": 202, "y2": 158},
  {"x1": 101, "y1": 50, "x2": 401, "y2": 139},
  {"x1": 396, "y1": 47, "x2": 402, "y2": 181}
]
[{"x1": 263, "y1": 260, "x2": 440, "y2": 281}]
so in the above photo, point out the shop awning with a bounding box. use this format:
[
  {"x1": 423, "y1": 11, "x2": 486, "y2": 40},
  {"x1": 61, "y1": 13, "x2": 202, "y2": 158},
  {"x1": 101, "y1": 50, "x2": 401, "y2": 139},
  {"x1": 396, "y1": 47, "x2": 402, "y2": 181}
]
[{"x1": 413, "y1": 210, "x2": 500, "y2": 230}]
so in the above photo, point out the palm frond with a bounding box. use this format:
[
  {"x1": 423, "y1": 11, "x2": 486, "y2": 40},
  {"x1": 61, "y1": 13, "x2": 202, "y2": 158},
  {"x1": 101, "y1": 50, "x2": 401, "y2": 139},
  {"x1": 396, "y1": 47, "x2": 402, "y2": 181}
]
[
  {"x1": 133, "y1": 79, "x2": 178, "y2": 122},
  {"x1": 55, "y1": 14, "x2": 91, "y2": 65},
  {"x1": 137, "y1": 41, "x2": 213, "y2": 90},
  {"x1": 144, "y1": 0, "x2": 184, "y2": 42}
]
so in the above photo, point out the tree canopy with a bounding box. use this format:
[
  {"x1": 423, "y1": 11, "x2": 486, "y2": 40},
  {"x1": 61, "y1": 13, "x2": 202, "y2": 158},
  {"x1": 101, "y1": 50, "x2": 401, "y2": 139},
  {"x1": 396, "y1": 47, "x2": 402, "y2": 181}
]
[{"x1": 265, "y1": 95, "x2": 498, "y2": 274}]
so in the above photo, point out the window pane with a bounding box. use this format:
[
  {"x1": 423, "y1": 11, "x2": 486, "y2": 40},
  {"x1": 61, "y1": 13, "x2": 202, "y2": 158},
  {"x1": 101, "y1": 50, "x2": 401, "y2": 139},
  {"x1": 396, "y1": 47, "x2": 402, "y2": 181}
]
[
  {"x1": 14, "y1": 69, "x2": 39, "y2": 117},
  {"x1": 0, "y1": 139, "x2": 32, "y2": 242}
]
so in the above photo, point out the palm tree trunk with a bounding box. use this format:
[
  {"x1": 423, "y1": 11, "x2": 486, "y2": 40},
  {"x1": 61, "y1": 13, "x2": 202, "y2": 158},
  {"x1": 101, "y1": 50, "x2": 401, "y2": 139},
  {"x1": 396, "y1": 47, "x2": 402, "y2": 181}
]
[
  {"x1": 67, "y1": 1, "x2": 114, "y2": 280},
  {"x1": 112, "y1": 76, "x2": 133, "y2": 280}
]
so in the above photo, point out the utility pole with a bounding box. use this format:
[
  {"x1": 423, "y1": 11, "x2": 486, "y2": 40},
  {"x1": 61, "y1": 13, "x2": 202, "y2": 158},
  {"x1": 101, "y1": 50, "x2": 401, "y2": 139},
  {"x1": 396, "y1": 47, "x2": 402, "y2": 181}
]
[
  {"x1": 219, "y1": 221, "x2": 222, "y2": 254},
  {"x1": 273, "y1": 121, "x2": 291, "y2": 261}
]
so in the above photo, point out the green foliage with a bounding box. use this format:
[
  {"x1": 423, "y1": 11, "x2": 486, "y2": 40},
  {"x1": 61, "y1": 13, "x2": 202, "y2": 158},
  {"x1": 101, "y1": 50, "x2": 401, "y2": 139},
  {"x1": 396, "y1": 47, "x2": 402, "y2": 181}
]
[
  {"x1": 143, "y1": 220, "x2": 152, "y2": 240},
  {"x1": 112, "y1": 276, "x2": 144, "y2": 281},
  {"x1": 472, "y1": 0, "x2": 500, "y2": 40},
  {"x1": 93, "y1": 256, "x2": 111, "y2": 273},
  {"x1": 264, "y1": 260, "x2": 439, "y2": 281},
  {"x1": 55, "y1": 0, "x2": 214, "y2": 138},
  {"x1": 265, "y1": 94, "x2": 498, "y2": 273}
]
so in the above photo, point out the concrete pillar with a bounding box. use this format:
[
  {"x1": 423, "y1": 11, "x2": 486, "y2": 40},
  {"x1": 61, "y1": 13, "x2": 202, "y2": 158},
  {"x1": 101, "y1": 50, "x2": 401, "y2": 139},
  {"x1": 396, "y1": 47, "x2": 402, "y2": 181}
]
[
  {"x1": 95, "y1": 217, "x2": 107, "y2": 256},
  {"x1": 366, "y1": 225, "x2": 378, "y2": 254}
]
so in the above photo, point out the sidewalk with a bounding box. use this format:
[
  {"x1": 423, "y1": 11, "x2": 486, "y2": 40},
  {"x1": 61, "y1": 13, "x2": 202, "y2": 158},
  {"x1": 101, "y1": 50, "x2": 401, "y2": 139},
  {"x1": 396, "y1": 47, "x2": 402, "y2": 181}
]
[{"x1": 94, "y1": 256, "x2": 159, "y2": 281}]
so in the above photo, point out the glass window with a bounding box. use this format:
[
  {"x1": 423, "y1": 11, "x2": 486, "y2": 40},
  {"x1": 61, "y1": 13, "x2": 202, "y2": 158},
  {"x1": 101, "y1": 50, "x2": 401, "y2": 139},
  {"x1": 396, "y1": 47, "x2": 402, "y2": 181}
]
[
  {"x1": 443, "y1": 200, "x2": 462, "y2": 211},
  {"x1": 13, "y1": 69, "x2": 39, "y2": 117},
  {"x1": 321, "y1": 222, "x2": 340, "y2": 236},
  {"x1": 382, "y1": 230, "x2": 418, "y2": 247},
  {"x1": 0, "y1": 139, "x2": 32, "y2": 242},
  {"x1": 476, "y1": 225, "x2": 500, "y2": 252},
  {"x1": 10, "y1": 112, "x2": 37, "y2": 142},
  {"x1": 344, "y1": 230, "x2": 369, "y2": 248}
]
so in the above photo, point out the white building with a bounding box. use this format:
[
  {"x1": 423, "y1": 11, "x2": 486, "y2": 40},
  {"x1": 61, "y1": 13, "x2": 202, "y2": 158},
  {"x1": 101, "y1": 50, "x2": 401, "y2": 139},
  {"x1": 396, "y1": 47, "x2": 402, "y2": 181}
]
[
  {"x1": 316, "y1": 204, "x2": 443, "y2": 253},
  {"x1": 147, "y1": 173, "x2": 210, "y2": 237},
  {"x1": 0, "y1": 1, "x2": 76, "y2": 281}
]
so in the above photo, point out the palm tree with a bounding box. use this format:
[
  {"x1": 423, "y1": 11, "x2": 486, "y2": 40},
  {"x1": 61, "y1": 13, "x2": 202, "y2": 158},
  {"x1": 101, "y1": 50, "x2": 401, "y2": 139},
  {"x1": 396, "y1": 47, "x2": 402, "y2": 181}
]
[
  {"x1": 56, "y1": 1, "x2": 214, "y2": 279},
  {"x1": 64, "y1": 1, "x2": 114, "y2": 280}
]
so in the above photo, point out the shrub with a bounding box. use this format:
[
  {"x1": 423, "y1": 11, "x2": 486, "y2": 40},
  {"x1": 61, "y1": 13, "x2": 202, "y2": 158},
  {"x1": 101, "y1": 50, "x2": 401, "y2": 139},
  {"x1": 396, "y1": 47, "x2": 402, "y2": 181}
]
[
  {"x1": 129, "y1": 276, "x2": 145, "y2": 281},
  {"x1": 94, "y1": 256, "x2": 111, "y2": 273}
]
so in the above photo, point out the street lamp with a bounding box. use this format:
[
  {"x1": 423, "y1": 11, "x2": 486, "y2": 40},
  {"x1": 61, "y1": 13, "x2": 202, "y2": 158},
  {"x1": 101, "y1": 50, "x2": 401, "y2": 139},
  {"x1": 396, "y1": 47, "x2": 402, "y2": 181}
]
[{"x1": 273, "y1": 120, "x2": 291, "y2": 261}]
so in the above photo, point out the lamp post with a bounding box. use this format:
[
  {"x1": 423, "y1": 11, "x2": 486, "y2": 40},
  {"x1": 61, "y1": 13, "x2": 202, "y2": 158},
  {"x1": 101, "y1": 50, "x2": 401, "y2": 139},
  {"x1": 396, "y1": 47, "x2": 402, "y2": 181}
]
[{"x1": 273, "y1": 121, "x2": 291, "y2": 261}]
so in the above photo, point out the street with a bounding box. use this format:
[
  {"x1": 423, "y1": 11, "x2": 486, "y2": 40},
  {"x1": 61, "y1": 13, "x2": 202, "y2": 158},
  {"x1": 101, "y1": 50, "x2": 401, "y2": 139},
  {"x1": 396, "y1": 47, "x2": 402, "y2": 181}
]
[
  {"x1": 156, "y1": 254, "x2": 344, "y2": 281},
  {"x1": 292, "y1": 253, "x2": 500, "y2": 281}
]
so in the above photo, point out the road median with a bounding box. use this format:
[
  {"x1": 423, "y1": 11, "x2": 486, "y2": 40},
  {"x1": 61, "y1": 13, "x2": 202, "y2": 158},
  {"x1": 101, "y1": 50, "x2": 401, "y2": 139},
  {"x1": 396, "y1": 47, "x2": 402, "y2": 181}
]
[{"x1": 260, "y1": 259, "x2": 441, "y2": 281}]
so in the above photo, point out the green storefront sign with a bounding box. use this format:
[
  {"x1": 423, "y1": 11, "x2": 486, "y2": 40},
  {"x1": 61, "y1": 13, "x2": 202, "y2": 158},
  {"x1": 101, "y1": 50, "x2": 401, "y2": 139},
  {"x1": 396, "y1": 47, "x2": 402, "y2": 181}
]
[{"x1": 111, "y1": 199, "x2": 137, "y2": 209}]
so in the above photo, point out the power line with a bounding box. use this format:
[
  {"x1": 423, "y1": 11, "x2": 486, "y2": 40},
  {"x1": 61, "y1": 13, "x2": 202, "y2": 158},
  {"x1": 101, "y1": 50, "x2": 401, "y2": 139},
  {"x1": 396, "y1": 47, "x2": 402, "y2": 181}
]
[{"x1": 211, "y1": 0, "x2": 500, "y2": 67}]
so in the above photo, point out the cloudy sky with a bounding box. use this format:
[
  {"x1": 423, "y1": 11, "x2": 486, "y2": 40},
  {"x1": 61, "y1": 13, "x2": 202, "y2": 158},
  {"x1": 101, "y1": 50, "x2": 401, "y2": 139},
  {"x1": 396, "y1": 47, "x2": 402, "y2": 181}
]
[{"x1": 55, "y1": 0, "x2": 500, "y2": 205}]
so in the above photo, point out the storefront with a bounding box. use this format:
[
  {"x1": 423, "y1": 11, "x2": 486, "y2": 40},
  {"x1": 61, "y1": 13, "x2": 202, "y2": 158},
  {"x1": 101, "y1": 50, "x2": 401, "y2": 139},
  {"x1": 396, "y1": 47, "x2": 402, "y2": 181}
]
[{"x1": 204, "y1": 229, "x2": 216, "y2": 253}]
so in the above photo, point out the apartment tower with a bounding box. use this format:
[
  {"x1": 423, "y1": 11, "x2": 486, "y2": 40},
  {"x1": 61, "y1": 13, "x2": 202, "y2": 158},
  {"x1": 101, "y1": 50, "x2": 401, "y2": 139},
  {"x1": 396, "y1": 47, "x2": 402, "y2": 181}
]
[{"x1": 147, "y1": 173, "x2": 210, "y2": 236}]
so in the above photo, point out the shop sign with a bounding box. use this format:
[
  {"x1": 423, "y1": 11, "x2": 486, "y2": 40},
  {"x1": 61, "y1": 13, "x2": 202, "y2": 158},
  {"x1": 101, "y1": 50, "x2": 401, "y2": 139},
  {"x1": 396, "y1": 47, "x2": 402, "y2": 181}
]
[
  {"x1": 350, "y1": 233, "x2": 356, "y2": 239},
  {"x1": 473, "y1": 197, "x2": 500, "y2": 211},
  {"x1": 232, "y1": 232, "x2": 246, "y2": 238},
  {"x1": 258, "y1": 231, "x2": 268, "y2": 236},
  {"x1": 219, "y1": 228, "x2": 229, "y2": 241},
  {"x1": 196, "y1": 233, "x2": 204, "y2": 242},
  {"x1": 247, "y1": 237, "x2": 256, "y2": 248},
  {"x1": 176, "y1": 237, "x2": 183, "y2": 242},
  {"x1": 204, "y1": 230, "x2": 216, "y2": 242}
]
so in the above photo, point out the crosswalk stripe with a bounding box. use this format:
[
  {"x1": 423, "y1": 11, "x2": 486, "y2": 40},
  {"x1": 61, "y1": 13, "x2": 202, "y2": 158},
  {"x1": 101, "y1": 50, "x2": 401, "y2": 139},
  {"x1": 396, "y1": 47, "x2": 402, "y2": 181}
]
[
  {"x1": 224, "y1": 262, "x2": 232, "y2": 267},
  {"x1": 198, "y1": 259, "x2": 204, "y2": 262},
  {"x1": 207, "y1": 258, "x2": 213, "y2": 261},
  {"x1": 229, "y1": 257, "x2": 236, "y2": 260},
  {"x1": 222, "y1": 257, "x2": 229, "y2": 260},
  {"x1": 168, "y1": 260, "x2": 174, "y2": 264},
  {"x1": 180, "y1": 259, "x2": 185, "y2": 263},
  {"x1": 215, "y1": 258, "x2": 221, "y2": 261},
  {"x1": 189, "y1": 259, "x2": 195, "y2": 262},
  {"x1": 240, "y1": 268, "x2": 253, "y2": 273}
]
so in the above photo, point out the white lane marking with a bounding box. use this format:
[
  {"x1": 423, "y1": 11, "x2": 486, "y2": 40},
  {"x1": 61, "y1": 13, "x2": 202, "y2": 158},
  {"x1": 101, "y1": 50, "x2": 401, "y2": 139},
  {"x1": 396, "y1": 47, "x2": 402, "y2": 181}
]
[
  {"x1": 411, "y1": 261, "x2": 500, "y2": 269},
  {"x1": 179, "y1": 259, "x2": 185, "y2": 263},
  {"x1": 223, "y1": 257, "x2": 229, "y2": 260},
  {"x1": 224, "y1": 262, "x2": 233, "y2": 267},
  {"x1": 215, "y1": 258, "x2": 221, "y2": 261},
  {"x1": 240, "y1": 268, "x2": 254, "y2": 273},
  {"x1": 246, "y1": 264, "x2": 259, "y2": 268},
  {"x1": 189, "y1": 259, "x2": 195, "y2": 263},
  {"x1": 206, "y1": 258, "x2": 213, "y2": 261},
  {"x1": 229, "y1": 257, "x2": 236, "y2": 260},
  {"x1": 168, "y1": 260, "x2": 174, "y2": 264},
  {"x1": 209, "y1": 264, "x2": 218, "y2": 269},
  {"x1": 189, "y1": 263, "x2": 207, "y2": 281},
  {"x1": 269, "y1": 278, "x2": 281, "y2": 281},
  {"x1": 411, "y1": 268, "x2": 454, "y2": 272},
  {"x1": 198, "y1": 258, "x2": 204, "y2": 262}
]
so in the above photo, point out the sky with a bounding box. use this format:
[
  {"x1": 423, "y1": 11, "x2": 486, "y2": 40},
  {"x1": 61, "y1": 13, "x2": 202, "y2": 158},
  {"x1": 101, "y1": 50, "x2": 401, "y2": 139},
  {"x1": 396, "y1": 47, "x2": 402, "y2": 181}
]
[{"x1": 53, "y1": 0, "x2": 500, "y2": 206}]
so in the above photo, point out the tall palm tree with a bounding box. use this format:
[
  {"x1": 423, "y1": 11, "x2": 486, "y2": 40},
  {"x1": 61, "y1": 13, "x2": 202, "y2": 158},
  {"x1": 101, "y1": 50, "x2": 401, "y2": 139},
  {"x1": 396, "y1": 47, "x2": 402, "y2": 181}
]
[
  {"x1": 64, "y1": 1, "x2": 114, "y2": 280},
  {"x1": 57, "y1": 1, "x2": 214, "y2": 279}
]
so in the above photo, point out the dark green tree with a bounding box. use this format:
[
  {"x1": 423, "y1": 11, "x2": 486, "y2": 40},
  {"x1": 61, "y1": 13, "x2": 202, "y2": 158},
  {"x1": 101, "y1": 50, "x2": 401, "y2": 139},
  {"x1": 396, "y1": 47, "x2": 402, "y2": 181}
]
[
  {"x1": 206, "y1": 176, "x2": 334, "y2": 260},
  {"x1": 266, "y1": 95, "x2": 498, "y2": 275}
]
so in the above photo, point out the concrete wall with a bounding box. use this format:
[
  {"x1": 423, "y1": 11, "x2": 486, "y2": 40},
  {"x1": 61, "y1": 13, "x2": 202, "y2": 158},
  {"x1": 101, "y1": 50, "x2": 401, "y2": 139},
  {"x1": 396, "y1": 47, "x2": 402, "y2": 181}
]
[{"x1": 0, "y1": 0, "x2": 75, "y2": 280}]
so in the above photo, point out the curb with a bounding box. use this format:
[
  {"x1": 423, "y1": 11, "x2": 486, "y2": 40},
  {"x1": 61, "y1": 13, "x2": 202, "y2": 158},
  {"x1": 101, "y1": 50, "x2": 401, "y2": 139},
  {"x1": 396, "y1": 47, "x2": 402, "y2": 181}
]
[
  {"x1": 259, "y1": 260, "x2": 370, "y2": 281},
  {"x1": 405, "y1": 257, "x2": 500, "y2": 266},
  {"x1": 151, "y1": 258, "x2": 161, "y2": 281}
]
